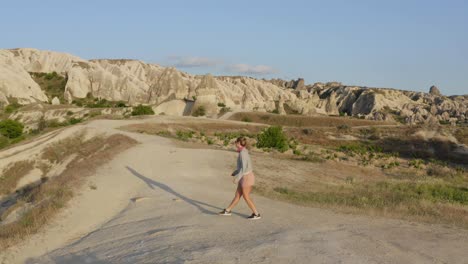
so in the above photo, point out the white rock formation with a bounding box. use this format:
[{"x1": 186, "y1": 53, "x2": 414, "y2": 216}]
[
  {"x1": 51, "y1": 97, "x2": 60, "y2": 105},
  {"x1": 1, "y1": 48, "x2": 467, "y2": 125}
]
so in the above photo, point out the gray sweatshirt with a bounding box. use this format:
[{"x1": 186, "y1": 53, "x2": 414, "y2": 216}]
[{"x1": 232, "y1": 148, "x2": 253, "y2": 183}]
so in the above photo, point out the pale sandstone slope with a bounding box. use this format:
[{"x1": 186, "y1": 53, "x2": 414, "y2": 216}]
[{"x1": 1, "y1": 48, "x2": 467, "y2": 124}]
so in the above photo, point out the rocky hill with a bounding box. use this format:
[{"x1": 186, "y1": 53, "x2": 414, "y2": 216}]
[{"x1": 1, "y1": 48, "x2": 466, "y2": 125}]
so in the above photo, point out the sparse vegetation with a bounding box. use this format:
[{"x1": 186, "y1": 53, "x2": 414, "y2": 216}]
[
  {"x1": 0, "y1": 119, "x2": 24, "y2": 139},
  {"x1": 4, "y1": 101, "x2": 23, "y2": 114},
  {"x1": 266, "y1": 181, "x2": 468, "y2": 228},
  {"x1": 241, "y1": 116, "x2": 252, "y2": 122},
  {"x1": 230, "y1": 112, "x2": 392, "y2": 128},
  {"x1": 0, "y1": 160, "x2": 34, "y2": 195},
  {"x1": 0, "y1": 134, "x2": 137, "y2": 249},
  {"x1": 175, "y1": 130, "x2": 195, "y2": 141},
  {"x1": 219, "y1": 107, "x2": 232, "y2": 115},
  {"x1": 131, "y1": 105, "x2": 154, "y2": 116},
  {"x1": 256, "y1": 126, "x2": 289, "y2": 152},
  {"x1": 192, "y1": 106, "x2": 206, "y2": 117},
  {"x1": 30, "y1": 72, "x2": 67, "y2": 102}
]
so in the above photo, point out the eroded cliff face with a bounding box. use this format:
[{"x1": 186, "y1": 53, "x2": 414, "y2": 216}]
[{"x1": 1, "y1": 48, "x2": 466, "y2": 124}]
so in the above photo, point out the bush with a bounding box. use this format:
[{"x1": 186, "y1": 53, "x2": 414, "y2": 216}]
[
  {"x1": 4, "y1": 102, "x2": 22, "y2": 114},
  {"x1": 256, "y1": 126, "x2": 289, "y2": 152},
  {"x1": 116, "y1": 101, "x2": 127, "y2": 108},
  {"x1": 69, "y1": 118, "x2": 82, "y2": 125},
  {"x1": 0, "y1": 119, "x2": 24, "y2": 139},
  {"x1": 44, "y1": 71, "x2": 58, "y2": 80},
  {"x1": 220, "y1": 107, "x2": 231, "y2": 114},
  {"x1": 192, "y1": 106, "x2": 206, "y2": 117},
  {"x1": 131, "y1": 105, "x2": 155, "y2": 116},
  {"x1": 0, "y1": 135, "x2": 9, "y2": 149},
  {"x1": 217, "y1": 102, "x2": 226, "y2": 107}
]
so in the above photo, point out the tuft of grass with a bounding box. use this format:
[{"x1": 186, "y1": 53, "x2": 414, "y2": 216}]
[
  {"x1": 301, "y1": 152, "x2": 325, "y2": 163},
  {"x1": 336, "y1": 124, "x2": 350, "y2": 132},
  {"x1": 0, "y1": 160, "x2": 34, "y2": 195},
  {"x1": 41, "y1": 133, "x2": 87, "y2": 163}
]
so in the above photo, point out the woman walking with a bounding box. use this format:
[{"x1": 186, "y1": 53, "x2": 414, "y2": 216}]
[{"x1": 219, "y1": 137, "x2": 261, "y2": 220}]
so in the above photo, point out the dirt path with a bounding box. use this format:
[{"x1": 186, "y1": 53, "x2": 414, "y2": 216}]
[{"x1": 1, "y1": 116, "x2": 467, "y2": 264}]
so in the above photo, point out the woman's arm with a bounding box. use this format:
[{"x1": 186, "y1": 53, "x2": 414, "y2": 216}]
[{"x1": 233, "y1": 151, "x2": 248, "y2": 182}]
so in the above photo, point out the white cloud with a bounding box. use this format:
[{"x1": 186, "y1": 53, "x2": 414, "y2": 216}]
[
  {"x1": 167, "y1": 56, "x2": 222, "y2": 68},
  {"x1": 226, "y1": 64, "x2": 278, "y2": 75}
]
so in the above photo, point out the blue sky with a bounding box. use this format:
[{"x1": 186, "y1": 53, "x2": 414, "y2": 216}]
[{"x1": 1, "y1": 0, "x2": 467, "y2": 95}]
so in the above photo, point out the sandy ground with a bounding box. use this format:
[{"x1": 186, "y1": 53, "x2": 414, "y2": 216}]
[{"x1": 1, "y1": 116, "x2": 468, "y2": 264}]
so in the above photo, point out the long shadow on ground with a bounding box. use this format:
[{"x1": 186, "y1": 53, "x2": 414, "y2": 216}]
[{"x1": 126, "y1": 166, "x2": 248, "y2": 217}]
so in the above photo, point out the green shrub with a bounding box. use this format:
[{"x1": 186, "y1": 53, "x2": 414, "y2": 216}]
[
  {"x1": 293, "y1": 149, "x2": 302, "y2": 155},
  {"x1": 192, "y1": 106, "x2": 206, "y2": 117},
  {"x1": 116, "y1": 101, "x2": 127, "y2": 108},
  {"x1": 220, "y1": 107, "x2": 231, "y2": 114},
  {"x1": 338, "y1": 143, "x2": 382, "y2": 156},
  {"x1": 206, "y1": 137, "x2": 214, "y2": 145},
  {"x1": 217, "y1": 102, "x2": 226, "y2": 107},
  {"x1": 44, "y1": 71, "x2": 58, "y2": 80},
  {"x1": 46, "y1": 120, "x2": 69, "y2": 128},
  {"x1": 256, "y1": 126, "x2": 289, "y2": 152},
  {"x1": 0, "y1": 135, "x2": 9, "y2": 149},
  {"x1": 4, "y1": 102, "x2": 22, "y2": 114},
  {"x1": 66, "y1": 111, "x2": 74, "y2": 116},
  {"x1": 69, "y1": 118, "x2": 82, "y2": 125},
  {"x1": 176, "y1": 130, "x2": 195, "y2": 141},
  {"x1": 0, "y1": 119, "x2": 24, "y2": 139},
  {"x1": 131, "y1": 105, "x2": 155, "y2": 116},
  {"x1": 10, "y1": 135, "x2": 26, "y2": 144}
]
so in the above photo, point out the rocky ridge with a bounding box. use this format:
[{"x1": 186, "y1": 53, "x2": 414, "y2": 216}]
[{"x1": 0, "y1": 48, "x2": 466, "y2": 125}]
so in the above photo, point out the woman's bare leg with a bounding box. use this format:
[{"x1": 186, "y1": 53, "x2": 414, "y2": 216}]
[
  {"x1": 226, "y1": 185, "x2": 243, "y2": 211},
  {"x1": 242, "y1": 186, "x2": 259, "y2": 215}
]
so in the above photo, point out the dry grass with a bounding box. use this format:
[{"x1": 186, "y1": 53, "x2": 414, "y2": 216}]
[
  {"x1": 229, "y1": 112, "x2": 394, "y2": 127},
  {"x1": 0, "y1": 134, "x2": 137, "y2": 249},
  {"x1": 121, "y1": 121, "x2": 266, "y2": 137},
  {"x1": 123, "y1": 118, "x2": 468, "y2": 227},
  {"x1": 0, "y1": 160, "x2": 34, "y2": 196}
]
